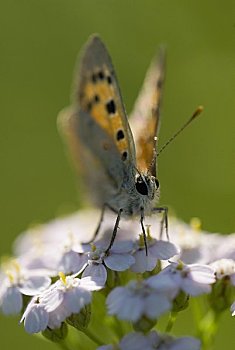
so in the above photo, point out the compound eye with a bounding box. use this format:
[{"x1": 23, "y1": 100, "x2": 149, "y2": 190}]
[
  {"x1": 155, "y1": 178, "x2": 160, "y2": 189},
  {"x1": 135, "y1": 176, "x2": 148, "y2": 195}
]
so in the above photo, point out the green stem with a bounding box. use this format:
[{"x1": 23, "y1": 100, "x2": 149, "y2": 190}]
[
  {"x1": 197, "y1": 310, "x2": 220, "y2": 350},
  {"x1": 113, "y1": 316, "x2": 127, "y2": 338},
  {"x1": 165, "y1": 312, "x2": 178, "y2": 332},
  {"x1": 83, "y1": 328, "x2": 103, "y2": 346},
  {"x1": 191, "y1": 298, "x2": 203, "y2": 326},
  {"x1": 59, "y1": 341, "x2": 73, "y2": 350}
]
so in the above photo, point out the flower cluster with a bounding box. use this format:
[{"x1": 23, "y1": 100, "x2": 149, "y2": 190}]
[
  {"x1": 97, "y1": 331, "x2": 201, "y2": 350},
  {"x1": 0, "y1": 210, "x2": 235, "y2": 349}
]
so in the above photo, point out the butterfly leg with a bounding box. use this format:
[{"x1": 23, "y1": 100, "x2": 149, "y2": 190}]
[
  {"x1": 105, "y1": 208, "x2": 123, "y2": 254},
  {"x1": 84, "y1": 204, "x2": 108, "y2": 244},
  {"x1": 140, "y1": 207, "x2": 148, "y2": 256},
  {"x1": 152, "y1": 206, "x2": 169, "y2": 240}
]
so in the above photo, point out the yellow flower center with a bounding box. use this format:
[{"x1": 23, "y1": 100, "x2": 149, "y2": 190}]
[
  {"x1": 59, "y1": 272, "x2": 67, "y2": 285},
  {"x1": 190, "y1": 217, "x2": 202, "y2": 231}
]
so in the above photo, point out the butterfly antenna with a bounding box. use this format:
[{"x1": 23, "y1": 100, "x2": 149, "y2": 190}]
[
  {"x1": 147, "y1": 136, "x2": 158, "y2": 176},
  {"x1": 135, "y1": 166, "x2": 145, "y2": 180},
  {"x1": 156, "y1": 106, "x2": 203, "y2": 157}
]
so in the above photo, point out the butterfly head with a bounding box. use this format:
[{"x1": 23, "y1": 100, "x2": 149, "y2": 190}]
[{"x1": 135, "y1": 172, "x2": 160, "y2": 201}]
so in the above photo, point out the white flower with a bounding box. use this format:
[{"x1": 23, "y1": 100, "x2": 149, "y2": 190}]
[
  {"x1": 211, "y1": 233, "x2": 235, "y2": 261},
  {"x1": 97, "y1": 331, "x2": 201, "y2": 350},
  {"x1": 131, "y1": 235, "x2": 180, "y2": 273},
  {"x1": 148, "y1": 261, "x2": 216, "y2": 297},
  {"x1": 15, "y1": 219, "x2": 92, "y2": 275},
  {"x1": 13, "y1": 209, "x2": 234, "y2": 269},
  {"x1": 21, "y1": 273, "x2": 103, "y2": 333},
  {"x1": 44, "y1": 273, "x2": 102, "y2": 328},
  {"x1": 106, "y1": 279, "x2": 172, "y2": 322},
  {"x1": 13, "y1": 210, "x2": 136, "y2": 281},
  {"x1": 0, "y1": 259, "x2": 51, "y2": 315},
  {"x1": 17, "y1": 248, "x2": 60, "y2": 274},
  {"x1": 168, "y1": 217, "x2": 223, "y2": 265},
  {"x1": 81, "y1": 240, "x2": 135, "y2": 286},
  {"x1": 13, "y1": 210, "x2": 99, "y2": 256},
  {"x1": 210, "y1": 259, "x2": 235, "y2": 282}
]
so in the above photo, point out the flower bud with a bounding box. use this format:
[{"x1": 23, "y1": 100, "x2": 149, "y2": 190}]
[
  {"x1": 172, "y1": 291, "x2": 189, "y2": 312},
  {"x1": 133, "y1": 316, "x2": 157, "y2": 333},
  {"x1": 208, "y1": 277, "x2": 234, "y2": 313},
  {"x1": 66, "y1": 305, "x2": 91, "y2": 331},
  {"x1": 42, "y1": 322, "x2": 68, "y2": 342}
]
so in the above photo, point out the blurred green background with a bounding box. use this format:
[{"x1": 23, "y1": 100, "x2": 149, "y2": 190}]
[{"x1": 0, "y1": 0, "x2": 235, "y2": 349}]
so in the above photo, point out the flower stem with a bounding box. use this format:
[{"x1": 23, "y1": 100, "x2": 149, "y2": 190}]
[
  {"x1": 59, "y1": 341, "x2": 73, "y2": 350},
  {"x1": 197, "y1": 310, "x2": 220, "y2": 350},
  {"x1": 165, "y1": 312, "x2": 177, "y2": 332},
  {"x1": 83, "y1": 328, "x2": 103, "y2": 346}
]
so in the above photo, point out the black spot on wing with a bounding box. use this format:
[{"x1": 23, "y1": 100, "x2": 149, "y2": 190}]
[
  {"x1": 94, "y1": 94, "x2": 100, "y2": 103},
  {"x1": 116, "y1": 130, "x2": 125, "y2": 141},
  {"x1": 121, "y1": 151, "x2": 128, "y2": 161},
  {"x1": 86, "y1": 102, "x2": 92, "y2": 112},
  {"x1": 106, "y1": 100, "x2": 116, "y2": 114},
  {"x1": 98, "y1": 71, "x2": 104, "y2": 80},
  {"x1": 107, "y1": 75, "x2": 112, "y2": 84},
  {"x1": 91, "y1": 71, "x2": 105, "y2": 83},
  {"x1": 91, "y1": 73, "x2": 97, "y2": 83},
  {"x1": 157, "y1": 78, "x2": 163, "y2": 89}
]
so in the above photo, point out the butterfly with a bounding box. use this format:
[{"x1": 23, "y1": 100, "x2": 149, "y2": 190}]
[{"x1": 58, "y1": 35, "x2": 202, "y2": 254}]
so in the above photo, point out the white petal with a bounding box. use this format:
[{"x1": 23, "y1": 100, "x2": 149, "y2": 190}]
[
  {"x1": 0, "y1": 277, "x2": 8, "y2": 300},
  {"x1": 106, "y1": 287, "x2": 129, "y2": 315},
  {"x1": 145, "y1": 294, "x2": 171, "y2": 319},
  {"x1": 64, "y1": 287, "x2": 91, "y2": 313},
  {"x1": 117, "y1": 296, "x2": 143, "y2": 322},
  {"x1": 24, "y1": 305, "x2": 49, "y2": 334},
  {"x1": 170, "y1": 337, "x2": 201, "y2": 350},
  {"x1": 104, "y1": 253, "x2": 135, "y2": 271},
  {"x1": 72, "y1": 243, "x2": 91, "y2": 254},
  {"x1": 148, "y1": 331, "x2": 161, "y2": 346},
  {"x1": 111, "y1": 240, "x2": 134, "y2": 253},
  {"x1": 230, "y1": 301, "x2": 235, "y2": 316},
  {"x1": 188, "y1": 264, "x2": 215, "y2": 284},
  {"x1": 131, "y1": 250, "x2": 148, "y2": 273},
  {"x1": 82, "y1": 263, "x2": 107, "y2": 286},
  {"x1": 106, "y1": 287, "x2": 129, "y2": 313},
  {"x1": 19, "y1": 275, "x2": 51, "y2": 296},
  {"x1": 147, "y1": 274, "x2": 179, "y2": 298},
  {"x1": 58, "y1": 251, "x2": 87, "y2": 274},
  {"x1": 80, "y1": 276, "x2": 104, "y2": 291},
  {"x1": 42, "y1": 288, "x2": 64, "y2": 312},
  {"x1": 181, "y1": 279, "x2": 211, "y2": 296},
  {"x1": 150, "y1": 241, "x2": 180, "y2": 260},
  {"x1": 1, "y1": 286, "x2": 23, "y2": 315},
  {"x1": 230, "y1": 274, "x2": 235, "y2": 286},
  {"x1": 120, "y1": 332, "x2": 151, "y2": 350},
  {"x1": 131, "y1": 250, "x2": 157, "y2": 273},
  {"x1": 107, "y1": 286, "x2": 143, "y2": 322},
  {"x1": 48, "y1": 304, "x2": 70, "y2": 329}
]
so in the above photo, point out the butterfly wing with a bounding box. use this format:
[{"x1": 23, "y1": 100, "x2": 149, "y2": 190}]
[
  {"x1": 58, "y1": 35, "x2": 136, "y2": 205},
  {"x1": 129, "y1": 48, "x2": 166, "y2": 177}
]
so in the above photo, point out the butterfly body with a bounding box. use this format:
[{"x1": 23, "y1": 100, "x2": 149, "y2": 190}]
[
  {"x1": 58, "y1": 35, "x2": 166, "y2": 247},
  {"x1": 70, "y1": 108, "x2": 159, "y2": 218}
]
